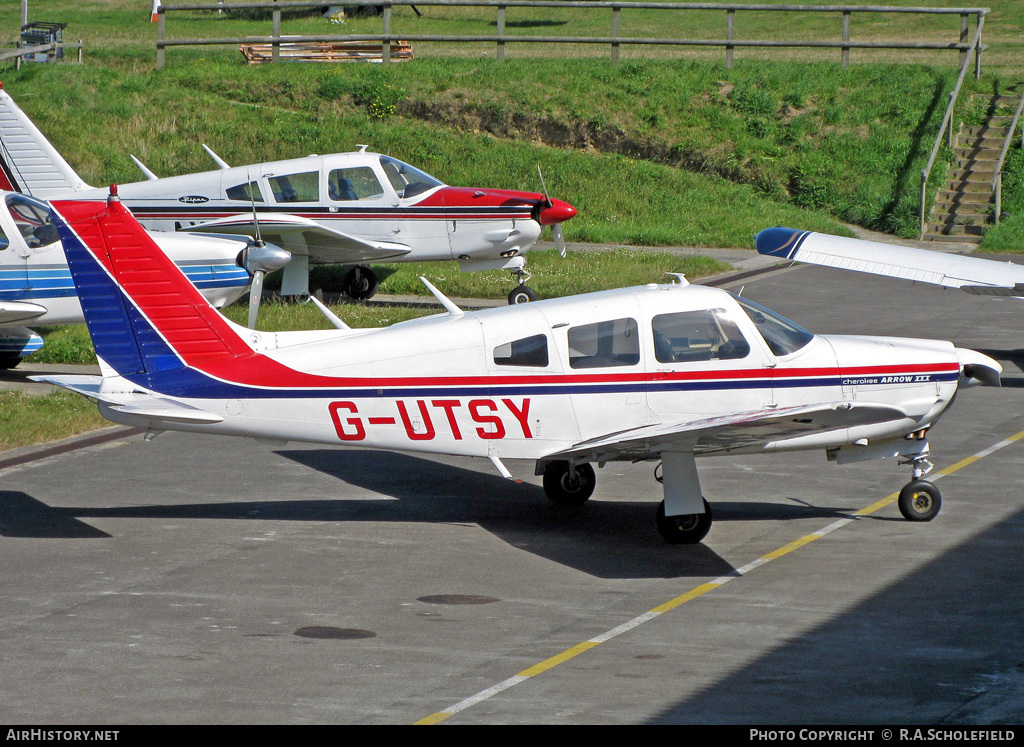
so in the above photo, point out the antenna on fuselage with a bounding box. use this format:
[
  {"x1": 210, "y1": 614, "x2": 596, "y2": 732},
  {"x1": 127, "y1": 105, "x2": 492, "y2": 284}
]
[{"x1": 202, "y1": 144, "x2": 231, "y2": 170}]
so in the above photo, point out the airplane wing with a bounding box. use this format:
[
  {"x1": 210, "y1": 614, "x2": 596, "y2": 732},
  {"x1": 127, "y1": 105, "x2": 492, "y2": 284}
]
[
  {"x1": 0, "y1": 301, "x2": 47, "y2": 324},
  {"x1": 30, "y1": 374, "x2": 224, "y2": 425},
  {"x1": 179, "y1": 213, "x2": 411, "y2": 264},
  {"x1": 756, "y1": 227, "x2": 1024, "y2": 296},
  {"x1": 549, "y1": 401, "x2": 908, "y2": 460}
]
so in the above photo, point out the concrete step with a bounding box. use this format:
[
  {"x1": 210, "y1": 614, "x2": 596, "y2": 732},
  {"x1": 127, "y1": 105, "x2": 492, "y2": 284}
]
[
  {"x1": 939, "y1": 180, "x2": 995, "y2": 194},
  {"x1": 949, "y1": 168, "x2": 998, "y2": 182},
  {"x1": 962, "y1": 127, "x2": 1010, "y2": 140},
  {"x1": 936, "y1": 191, "x2": 993, "y2": 205},
  {"x1": 923, "y1": 232, "x2": 982, "y2": 244},
  {"x1": 933, "y1": 211, "x2": 990, "y2": 224}
]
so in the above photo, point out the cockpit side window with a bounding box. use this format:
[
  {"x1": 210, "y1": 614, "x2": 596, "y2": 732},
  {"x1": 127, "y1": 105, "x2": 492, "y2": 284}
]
[
  {"x1": 493, "y1": 334, "x2": 548, "y2": 367},
  {"x1": 5, "y1": 194, "x2": 57, "y2": 249},
  {"x1": 328, "y1": 167, "x2": 384, "y2": 201},
  {"x1": 568, "y1": 318, "x2": 640, "y2": 369},
  {"x1": 268, "y1": 171, "x2": 319, "y2": 203},
  {"x1": 732, "y1": 294, "x2": 814, "y2": 356},
  {"x1": 652, "y1": 309, "x2": 750, "y2": 363},
  {"x1": 225, "y1": 181, "x2": 265, "y2": 202},
  {"x1": 379, "y1": 156, "x2": 442, "y2": 199}
]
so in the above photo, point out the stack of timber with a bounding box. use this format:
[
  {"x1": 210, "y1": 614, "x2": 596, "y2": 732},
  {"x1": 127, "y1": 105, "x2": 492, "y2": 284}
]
[{"x1": 240, "y1": 40, "x2": 413, "y2": 64}]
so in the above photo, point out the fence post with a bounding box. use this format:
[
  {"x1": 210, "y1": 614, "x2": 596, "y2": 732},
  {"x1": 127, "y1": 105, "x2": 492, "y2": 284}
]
[
  {"x1": 974, "y1": 13, "x2": 982, "y2": 80},
  {"x1": 156, "y1": 9, "x2": 165, "y2": 69},
  {"x1": 841, "y1": 10, "x2": 850, "y2": 69},
  {"x1": 272, "y1": 5, "x2": 281, "y2": 63},
  {"x1": 497, "y1": 4, "x2": 505, "y2": 61},
  {"x1": 725, "y1": 9, "x2": 734, "y2": 69},
  {"x1": 383, "y1": 3, "x2": 392, "y2": 64},
  {"x1": 611, "y1": 6, "x2": 620, "y2": 63}
]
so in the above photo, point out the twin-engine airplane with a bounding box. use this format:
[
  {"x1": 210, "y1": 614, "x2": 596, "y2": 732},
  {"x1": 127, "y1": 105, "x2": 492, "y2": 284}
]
[
  {"x1": 0, "y1": 189, "x2": 283, "y2": 367},
  {"x1": 35, "y1": 190, "x2": 1001, "y2": 543},
  {"x1": 756, "y1": 227, "x2": 1024, "y2": 299},
  {"x1": 0, "y1": 86, "x2": 576, "y2": 305}
]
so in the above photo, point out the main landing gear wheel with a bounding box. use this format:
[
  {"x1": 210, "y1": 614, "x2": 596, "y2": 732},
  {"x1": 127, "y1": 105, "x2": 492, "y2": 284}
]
[
  {"x1": 656, "y1": 498, "x2": 712, "y2": 544},
  {"x1": 542, "y1": 461, "x2": 596, "y2": 506},
  {"x1": 508, "y1": 285, "x2": 537, "y2": 305},
  {"x1": 343, "y1": 267, "x2": 379, "y2": 301},
  {"x1": 898, "y1": 480, "x2": 941, "y2": 522}
]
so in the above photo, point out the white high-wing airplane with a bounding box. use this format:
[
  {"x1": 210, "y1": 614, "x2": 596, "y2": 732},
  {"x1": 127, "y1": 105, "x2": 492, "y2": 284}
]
[
  {"x1": 756, "y1": 227, "x2": 1024, "y2": 298},
  {"x1": 0, "y1": 189, "x2": 285, "y2": 367},
  {"x1": 36, "y1": 191, "x2": 1001, "y2": 543},
  {"x1": 0, "y1": 85, "x2": 576, "y2": 304}
]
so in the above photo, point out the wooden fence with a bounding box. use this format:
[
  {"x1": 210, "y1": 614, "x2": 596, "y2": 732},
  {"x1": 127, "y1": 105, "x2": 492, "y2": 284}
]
[
  {"x1": 0, "y1": 40, "x2": 83, "y2": 69},
  {"x1": 154, "y1": 2, "x2": 988, "y2": 69}
]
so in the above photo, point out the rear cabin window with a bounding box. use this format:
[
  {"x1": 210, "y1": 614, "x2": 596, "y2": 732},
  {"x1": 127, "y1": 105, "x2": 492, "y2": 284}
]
[
  {"x1": 493, "y1": 334, "x2": 548, "y2": 367},
  {"x1": 225, "y1": 181, "x2": 265, "y2": 202},
  {"x1": 568, "y1": 318, "x2": 640, "y2": 369},
  {"x1": 652, "y1": 309, "x2": 750, "y2": 363},
  {"x1": 328, "y1": 167, "x2": 385, "y2": 201},
  {"x1": 268, "y1": 171, "x2": 319, "y2": 203}
]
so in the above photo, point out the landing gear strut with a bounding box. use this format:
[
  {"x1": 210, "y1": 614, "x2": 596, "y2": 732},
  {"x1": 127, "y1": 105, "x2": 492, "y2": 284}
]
[
  {"x1": 507, "y1": 265, "x2": 536, "y2": 305},
  {"x1": 897, "y1": 448, "x2": 941, "y2": 522}
]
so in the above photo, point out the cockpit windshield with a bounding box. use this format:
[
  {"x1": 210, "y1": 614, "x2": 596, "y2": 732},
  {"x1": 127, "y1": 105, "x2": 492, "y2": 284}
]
[
  {"x1": 379, "y1": 156, "x2": 443, "y2": 199},
  {"x1": 732, "y1": 293, "x2": 814, "y2": 356},
  {"x1": 6, "y1": 194, "x2": 59, "y2": 249}
]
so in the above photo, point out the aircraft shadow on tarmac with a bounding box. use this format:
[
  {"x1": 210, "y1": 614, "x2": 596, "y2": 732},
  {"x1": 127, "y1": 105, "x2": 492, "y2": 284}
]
[
  {"x1": 647, "y1": 504, "x2": 1024, "y2": 724},
  {"x1": 0, "y1": 448, "x2": 865, "y2": 580}
]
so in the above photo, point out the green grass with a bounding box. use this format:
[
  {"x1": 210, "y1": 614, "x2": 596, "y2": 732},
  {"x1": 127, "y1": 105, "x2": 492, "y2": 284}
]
[{"x1": 0, "y1": 390, "x2": 110, "y2": 450}]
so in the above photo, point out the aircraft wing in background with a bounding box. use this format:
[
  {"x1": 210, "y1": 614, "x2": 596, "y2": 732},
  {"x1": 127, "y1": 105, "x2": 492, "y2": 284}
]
[
  {"x1": 756, "y1": 227, "x2": 1024, "y2": 297},
  {"x1": 180, "y1": 213, "x2": 411, "y2": 264}
]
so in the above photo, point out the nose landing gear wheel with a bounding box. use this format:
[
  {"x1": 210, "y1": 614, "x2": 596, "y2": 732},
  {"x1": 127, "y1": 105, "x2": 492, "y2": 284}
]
[
  {"x1": 898, "y1": 480, "x2": 941, "y2": 522},
  {"x1": 542, "y1": 461, "x2": 595, "y2": 505},
  {"x1": 508, "y1": 285, "x2": 537, "y2": 305},
  {"x1": 656, "y1": 498, "x2": 712, "y2": 544}
]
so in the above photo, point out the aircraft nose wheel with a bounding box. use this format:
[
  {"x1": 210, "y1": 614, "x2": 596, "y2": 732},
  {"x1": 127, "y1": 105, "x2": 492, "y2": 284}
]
[
  {"x1": 508, "y1": 285, "x2": 537, "y2": 305},
  {"x1": 656, "y1": 498, "x2": 712, "y2": 544},
  {"x1": 898, "y1": 480, "x2": 941, "y2": 522},
  {"x1": 542, "y1": 461, "x2": 595, "y2": 505}
]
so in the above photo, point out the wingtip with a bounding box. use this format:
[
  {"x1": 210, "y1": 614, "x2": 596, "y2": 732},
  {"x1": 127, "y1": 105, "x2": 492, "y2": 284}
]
[{"x1": 755, "y1": 226, "x2": 807, "y2": 258}]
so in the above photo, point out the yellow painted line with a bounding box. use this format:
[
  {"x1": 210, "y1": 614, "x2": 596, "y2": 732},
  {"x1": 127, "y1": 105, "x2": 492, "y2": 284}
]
[
  {"x1": 518, "y1": 641, "x2": 600, "y2": 677},
  {"x1": 416, "y1": 428, "x2": 1024, "y2": 725}
]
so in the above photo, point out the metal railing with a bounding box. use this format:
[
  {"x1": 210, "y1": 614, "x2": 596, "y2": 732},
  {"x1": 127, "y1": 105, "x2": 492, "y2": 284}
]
[
  {"x1": 993, "y1": 88, "x2": 1024, "y2": 225},
  {"x1": 917, "y1": 14, "x2": 985, "y2": 239},
  {"x1": 155, "y1": 2, "x2": 989, "y2": 69}
]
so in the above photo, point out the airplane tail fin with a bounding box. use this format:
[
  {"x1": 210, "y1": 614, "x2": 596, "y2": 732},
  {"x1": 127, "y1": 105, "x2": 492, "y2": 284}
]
[
  {"x1": 49, "y1": 192, "x2": 255, "y2": 394},
  {"x1": 0, "y1": 85, "x2": 93, "y2": 196}
]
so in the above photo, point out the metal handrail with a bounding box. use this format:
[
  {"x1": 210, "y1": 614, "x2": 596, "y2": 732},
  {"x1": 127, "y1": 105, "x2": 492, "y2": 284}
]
[
  {"x1": 992, "y1": 88, "x2": 1024, "y2": 225},
  {"x1": 918, "y1": 13, "x2": 985, "y2": 239}
]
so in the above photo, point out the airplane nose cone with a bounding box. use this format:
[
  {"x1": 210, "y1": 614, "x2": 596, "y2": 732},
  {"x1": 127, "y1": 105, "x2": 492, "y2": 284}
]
[
  {"x1": 539, "y1": 199, "x2": 577, "y2": 226},
  {"x1": 956, "y1": 347, "x2": 1001, "y2": 387}
]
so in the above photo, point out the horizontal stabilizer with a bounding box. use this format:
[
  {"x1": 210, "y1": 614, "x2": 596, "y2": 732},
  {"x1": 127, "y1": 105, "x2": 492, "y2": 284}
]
[
  {"x1": 31, "y1": 374, "x2": 224, "y2": 425},
  {"x1": 551, "y1": 401, "x2": 907, "y2": 459}
]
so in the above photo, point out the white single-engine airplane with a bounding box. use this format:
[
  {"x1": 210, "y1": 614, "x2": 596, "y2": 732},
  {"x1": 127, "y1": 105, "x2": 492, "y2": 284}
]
[
  {"x1": 756, "y1": 226, "x2": 1024, "y2": 299},
  {"x1": 0, "y1": 189, "x2": 285, "y2": 367},
  {"x1": 0, "y1": 86, "x2": 576, "y2": 304},
  {"x1": 36, "y1": 191, "x2": 1001, "y2": 543}
]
